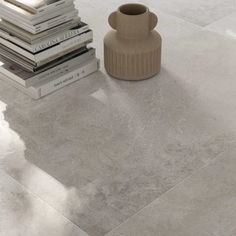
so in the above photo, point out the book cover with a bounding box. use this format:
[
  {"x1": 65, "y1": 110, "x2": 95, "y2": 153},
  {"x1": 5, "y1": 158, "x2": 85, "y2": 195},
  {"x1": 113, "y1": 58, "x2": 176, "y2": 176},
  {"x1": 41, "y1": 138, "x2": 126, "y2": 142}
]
[{"x1": 0, "y1": 48, "x2": 96, "y2": 87}]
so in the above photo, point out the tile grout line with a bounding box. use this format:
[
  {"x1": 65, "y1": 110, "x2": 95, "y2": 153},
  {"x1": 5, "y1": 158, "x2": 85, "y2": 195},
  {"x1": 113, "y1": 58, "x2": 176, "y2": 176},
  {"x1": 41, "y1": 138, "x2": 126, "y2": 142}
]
[
  {"x1": 156, "y1": 9, "x2": 204, "y2": 28},
  {"x1": 104, "y1": 150, "x2": 230, "y2": 236},
  {"x1": 157, "y1": 9, "x2": 236, "y2": 29},
  {"x1": 202, "y1": 10, "x2": 236, "y2": 28},
  {"x1": 3, "y1": 170, "x2": 92, "y2": 236}
]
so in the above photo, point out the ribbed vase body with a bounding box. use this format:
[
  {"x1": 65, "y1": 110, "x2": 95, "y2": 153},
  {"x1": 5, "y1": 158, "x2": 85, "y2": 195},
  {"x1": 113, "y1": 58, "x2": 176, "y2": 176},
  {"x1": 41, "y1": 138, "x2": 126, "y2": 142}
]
[{"x1": 104, "y1": 3, "x2": 162, "y2": 80}]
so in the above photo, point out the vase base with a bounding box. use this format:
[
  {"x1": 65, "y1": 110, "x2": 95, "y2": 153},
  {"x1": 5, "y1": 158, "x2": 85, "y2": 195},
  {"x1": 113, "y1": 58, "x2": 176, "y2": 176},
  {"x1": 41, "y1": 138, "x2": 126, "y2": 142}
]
[{"x1": 106, "y1": 69, "x2": 161, "y2": 81}]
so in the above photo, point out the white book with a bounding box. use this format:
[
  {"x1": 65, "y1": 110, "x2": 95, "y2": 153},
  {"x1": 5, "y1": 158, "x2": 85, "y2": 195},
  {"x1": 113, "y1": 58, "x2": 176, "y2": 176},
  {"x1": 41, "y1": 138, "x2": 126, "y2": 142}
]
[
  {"x1": 4, "y1": 0, "x2": 50, "y2": 12},
  {"x1": 1, "y1": 10, "x2": 78, "y2": 34},
  {"x1": 0, "y1": 48, "x2": 96, "y2": 87},
  {"x1": 0, "y1": 58, "x2": 100, "y2": 99},
  {"x1": 0, "y1": 22, "x2": 89, "y2": 53},
  {"x1": 0, "y1": 17, "x2": 81, "y2": 43},
  {"x1": 4, "y1": 0, "x2": 74, "y2": 15},
  {"x1": 0, "y1": 1, "x2": 75, "y2": 24},
  {"x1": 0, "y1": 30, "x2": 93, "y2": 66}
]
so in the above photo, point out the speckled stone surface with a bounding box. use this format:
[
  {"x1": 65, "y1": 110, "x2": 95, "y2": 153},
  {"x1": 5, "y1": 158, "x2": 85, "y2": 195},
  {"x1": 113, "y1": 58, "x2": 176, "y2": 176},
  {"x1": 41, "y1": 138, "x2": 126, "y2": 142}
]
[
  {"x1": 106, "y1": 149, "x2": 236, "y2": 236},
  {"x1": 1, "y1": 1, "x2": 236, "y2": 236}
]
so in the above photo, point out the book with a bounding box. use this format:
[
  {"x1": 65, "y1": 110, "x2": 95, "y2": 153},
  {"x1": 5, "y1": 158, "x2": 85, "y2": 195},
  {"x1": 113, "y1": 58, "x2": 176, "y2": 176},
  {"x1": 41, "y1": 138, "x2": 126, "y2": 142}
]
[
  {"x1": 0, "y1": 48, "x2": 95, "y2": 87},
  {"x1": 0, "y1": 30, "x2": 93, "y2": 67},
  {"x1": 0, "y1": 58, "x2": 100, "y2": 99},
  {"x1": 0, "y1": 1, "x2": 75, "y2": 22},
  {"x1": 0, "y1": 9, "x2": 78, "y2": 34},
  {"x1": 0, "y1": 45, "x2": 88, "y2": 72},
  {"x1": 0, "y1": 22, "x2": 89, "y2": 53},
  {"x1": 0, "y1": 17, "x2": 81, "y2": 43},
  {"x1": 4, "y1": 0, "x2": 74, "y2": 14},
  {"x1": 5, "y1": 0, "x2": 50, "y2": 11}
]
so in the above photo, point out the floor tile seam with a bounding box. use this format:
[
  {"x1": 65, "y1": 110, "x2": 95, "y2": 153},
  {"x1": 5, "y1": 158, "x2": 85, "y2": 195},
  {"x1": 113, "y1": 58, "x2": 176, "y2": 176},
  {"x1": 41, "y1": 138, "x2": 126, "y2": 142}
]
[
  {"x1": 158, "y1": 9, "x2": 236, "y2": 28},
  {"x1": 202, "y1": 10, "x2": 236, "y2": 28},
  {"x1": 104, "y1": 148, "x2": 232, "y2": 236},
  {"x1": 2, "y1": 170, "x2": 91, "y2": 236},
  {"x1": 153, "y1": 9, "x2": 203, "y2": 28}
]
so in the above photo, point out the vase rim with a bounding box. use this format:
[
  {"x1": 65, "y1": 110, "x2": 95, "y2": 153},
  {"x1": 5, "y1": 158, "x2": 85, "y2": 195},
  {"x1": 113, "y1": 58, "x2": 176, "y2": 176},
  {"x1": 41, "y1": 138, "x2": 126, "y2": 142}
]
[{"x1": 118, "y1": 3, "x2": 148, "y2": 16}]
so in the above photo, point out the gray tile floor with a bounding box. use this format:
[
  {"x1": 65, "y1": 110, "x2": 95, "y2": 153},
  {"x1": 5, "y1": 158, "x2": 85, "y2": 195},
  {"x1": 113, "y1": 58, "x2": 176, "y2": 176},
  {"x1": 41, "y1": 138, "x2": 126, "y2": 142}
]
[{"x1": 0, "y1": 0, "x2": 236, "y2": 235}]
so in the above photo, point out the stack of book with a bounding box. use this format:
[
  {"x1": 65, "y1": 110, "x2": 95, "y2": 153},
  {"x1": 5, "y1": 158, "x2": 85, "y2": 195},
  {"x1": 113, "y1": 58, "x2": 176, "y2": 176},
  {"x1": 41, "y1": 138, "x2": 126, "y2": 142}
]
[{"x1": 0, "y1": 0, "x2": 99, "y2": 99}]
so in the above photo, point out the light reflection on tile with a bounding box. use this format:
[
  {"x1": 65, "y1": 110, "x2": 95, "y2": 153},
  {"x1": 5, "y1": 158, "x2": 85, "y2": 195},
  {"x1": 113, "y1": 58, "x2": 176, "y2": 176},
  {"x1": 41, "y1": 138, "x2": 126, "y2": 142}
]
[
  {"x1": 91, "y1": 88, "x2": 108, "y2": 104},
  {"x1": 0, "y1": 170, "x2": 89, "y2": 236}
]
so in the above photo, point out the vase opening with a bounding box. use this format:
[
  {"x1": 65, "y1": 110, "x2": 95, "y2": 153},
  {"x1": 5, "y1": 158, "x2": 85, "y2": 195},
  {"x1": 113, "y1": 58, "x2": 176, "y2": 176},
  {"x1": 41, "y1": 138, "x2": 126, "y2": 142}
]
[{"x1": 119, "y1": 4, "x2": 147, "y2": 16}]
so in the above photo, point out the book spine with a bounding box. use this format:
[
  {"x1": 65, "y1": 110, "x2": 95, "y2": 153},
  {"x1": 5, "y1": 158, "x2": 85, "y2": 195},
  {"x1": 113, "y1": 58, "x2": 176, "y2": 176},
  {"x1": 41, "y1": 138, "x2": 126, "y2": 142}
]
[
  {"x1": 36, "y1": 33, "x2": 93, "y2": 66},
  {"x1": 0, "y1": 31, "x2": 93, "y2": 64},
  {"x1": 35, "y1": 31, "x2": 93, "y2": 61},
  {"x1": 27, "y1": 49, "x2": 96, "y2": 87},
  {"x1": 37, "y1": 41, "x2": 92, "y2": 67},
  {"x1": 0, "y1": 25, "x2": 89, "y2": 53},
  {"x1": 0, "y1": 49, "x2": 95, "y2": 87},
  {"x1": 34, "y1": 10, "x2": 78, "y2": 33},
  {"x1": 32, "y1": 26, "x2": 90, "y2": 53},
  {"x1": 31, "y1": 18, "x2": 81, "y2": 43},
  {"x1": 35, "y1": 58, "x2": 99, "y2": 98}
]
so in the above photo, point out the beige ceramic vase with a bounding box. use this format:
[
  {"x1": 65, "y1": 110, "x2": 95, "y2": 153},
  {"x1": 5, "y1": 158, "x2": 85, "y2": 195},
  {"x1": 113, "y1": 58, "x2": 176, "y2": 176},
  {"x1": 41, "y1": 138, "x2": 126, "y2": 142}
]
[{"x1": 104, "y1": 3, "x2": 162, "y2": 81}]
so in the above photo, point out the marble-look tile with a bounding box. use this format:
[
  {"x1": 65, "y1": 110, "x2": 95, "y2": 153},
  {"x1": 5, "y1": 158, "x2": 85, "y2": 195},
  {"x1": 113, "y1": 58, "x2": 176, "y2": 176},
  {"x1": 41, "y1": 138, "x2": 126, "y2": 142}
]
[
  {"x1": 1, "y1": 8, "x2": 236, "y2": 236},
  {"x1": 0, "y1": 170, "x2": 89, "y2": 236},
  {"x1": 106, "y1": 149, "x2": 236, "y2": 236},
  {"x1": 1, "y1": 4, "x2": 236, "y2": 236},
  {"x1": 145, "y1": 0, "x2": 236, "y2": 26},
  {"x1": 204, "y1": 11, "x2": 236, "y2": 39}
]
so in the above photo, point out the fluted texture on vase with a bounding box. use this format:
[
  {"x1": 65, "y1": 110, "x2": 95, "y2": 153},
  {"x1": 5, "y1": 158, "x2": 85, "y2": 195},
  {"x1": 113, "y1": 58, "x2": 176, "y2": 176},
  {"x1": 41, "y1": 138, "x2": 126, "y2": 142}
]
[{"x1": 104, "y1": 44, "x2": 161, "y2": 80}]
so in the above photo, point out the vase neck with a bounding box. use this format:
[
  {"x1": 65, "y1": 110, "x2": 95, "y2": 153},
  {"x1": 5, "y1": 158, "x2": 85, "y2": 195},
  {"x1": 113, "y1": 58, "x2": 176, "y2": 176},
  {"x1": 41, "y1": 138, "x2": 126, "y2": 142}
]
[{"x1": 116, "y1": 8, "x2": 150, "y2": 39}]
